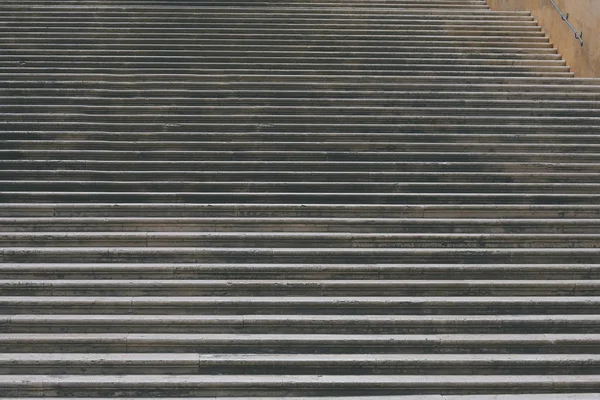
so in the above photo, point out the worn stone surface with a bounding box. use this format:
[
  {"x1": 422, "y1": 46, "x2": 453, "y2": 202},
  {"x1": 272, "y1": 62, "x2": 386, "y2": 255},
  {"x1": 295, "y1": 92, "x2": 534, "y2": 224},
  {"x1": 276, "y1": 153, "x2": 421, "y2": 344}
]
[{"x1": 1, "y1": 0, "x2": 600, "y2": 397}]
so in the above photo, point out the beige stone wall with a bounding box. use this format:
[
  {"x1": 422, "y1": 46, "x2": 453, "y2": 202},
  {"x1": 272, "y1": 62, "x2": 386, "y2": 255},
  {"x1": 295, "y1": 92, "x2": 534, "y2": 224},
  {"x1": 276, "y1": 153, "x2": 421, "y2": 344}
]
[{"x1": 487, "y1": 0, "x2": 600, "y2": 77}]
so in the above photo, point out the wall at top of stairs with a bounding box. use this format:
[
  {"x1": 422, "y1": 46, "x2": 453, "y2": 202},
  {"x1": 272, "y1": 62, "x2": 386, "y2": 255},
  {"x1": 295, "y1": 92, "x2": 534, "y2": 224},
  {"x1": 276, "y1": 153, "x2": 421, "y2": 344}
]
[{"x1": 487, "y1": 0, "x2": 600, "y2": 77}]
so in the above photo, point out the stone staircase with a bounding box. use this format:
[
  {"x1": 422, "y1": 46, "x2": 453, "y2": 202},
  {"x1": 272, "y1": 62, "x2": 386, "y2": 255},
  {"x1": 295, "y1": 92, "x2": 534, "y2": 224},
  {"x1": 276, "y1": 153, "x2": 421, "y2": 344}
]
[{"x1": 1, "y1": 0, "x2": 600, "y2": 397}]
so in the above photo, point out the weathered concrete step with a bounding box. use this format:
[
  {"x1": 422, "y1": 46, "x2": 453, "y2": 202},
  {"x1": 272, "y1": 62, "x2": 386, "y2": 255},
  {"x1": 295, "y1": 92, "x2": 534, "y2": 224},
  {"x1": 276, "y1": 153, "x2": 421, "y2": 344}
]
[
  {"x1": 0, "y1": 129, "x2": 589, "y2": 142},
  {"x1": 0, "y1": 69, "x2": 573, "y2": 78},
  {"x1": 4, "y1": 192, "x2": 600, "y2": 205},
  {"x1": 15, "y1": 76, "x2": 600, "y2": 88},
  {"x1": 5, "y1": 26, "x2": 541, "y2": 34},
  {"x1": 2, "y1": 7, "x2": 494, "y2": 13},
  {"x1": 12, "y1": 88, "x2": 600, "y2": 104},
  {"x1": 0, "y1": 20, "x2": 540, "y2": 32},
  {"x1": 0, "y1": 51, "x2": 561, "y2": 62},
  {"x1": 1, "y1": 0, "x2": 490, "y2": 2},
  {"x1": 1, "y1": 374, "x2": 599, "y2": 397},
  {"x1": 3, "y1": 34, "x2": 551, "y2": 44},
  {"x1": 6, "y1": 171, "x2": 600, "y2": 184},
  {"x1": 2, "y1": 263, "x2": 598, "y2": 280},
  {"x1": 0, "y1": 59, "x2": 568, "y2": 71},
  {"x1": 0, "y1": 18, "x2": 526, "y2": 28},
  {"x1": 21, "y1": 99, "x2": 600, "y2": 111},
  {"x1": 0, "y1": 53, "x2": 566, "y2": 63},
  {"x1": 4, "y1": 42, "x2": 554, "y2": 51},
  {"x1": 3, "y1": 232, "x2": 600, "y2": 248},
  {"x1": 0, "y1": 0, "x2": 489, "y2": 3},
  {"x1": 4, "y1": 160, "x2": 600, "y2": 174},
  {"x1": 4, "y1": 148, "x2": 600, "y2": 162},
  {"x1": 6, "y1": 90, "x2": 598, "y2": 102},
  {"x1": 0, "y1": 30, "x2": 546, "y2": 41},
  {"x1": 0, "y1": 19, "x2": 536, "y2": 28},
  {"x1": 5, "y1": 217, "x2": 600, "y2": 233},
  {"x1": 3, "y1": 279, "x2": 599, "y2": 296},
  {"x1": 4, "y1": 181, "x2": 600, "y2": 195},
  {"x1": 2, "y1": 296, "x2": 600, "y2": 315},
  {"x1": 2, "y1": 353, "x2": 600, "y2": 375},
  {"x1": 0, "y1": 1, "x2": 492, "y2": 9},
  {"x1": 4, "y1": 28, "x2": 546, "y2": 38},
  {"x1": 1, "y1": 333, "x2": 597, "y2": 354},
  {"x1": 5, "y1": 152, "x2": 600, "y2": 166},
  {"x1": 3, "y1": 130, "x2": 598, "y2": 144},
  {"x1": 0, "y1": 51, "x2": 567, "y2": 64},
  {"x1": 0, "y1": 67, "x2": 572, "y2": 77},
  {"x1": 7, "y1": 171, "x2": 600, "y2": 184},
  {"x1": 4, "y1": 117, "x2": 599, "y2": 129},
  {"x1": 0, "y1": 11, "x2": 526, "y2": 18},
  {"x1": 3, "y1": 247, "x2": 599, "y2": 263},
  {"x1": 7, "y1": 122, "x2": 599, "y2": 134},
  {"x1": 5, "y1": 312, "x2": 600, "y2": 334},
  {"x1": 3, "y1": 204, "x2": 600, "y2": 219},
  {"x1": 6, "y1": 106, "x2": 596, "y2": 118},
  {"x1": 1, "y1": 0, "x2": 490, "y2": 4},
  {"x1": 5, "y1": 121, "x2": 600, "y2": 133},
  {"x1": 0, "y1": 395, "x2": 595, "y2": 400},
  {"x1": 0, "y1": 2, "x2": 496, "y2": 9},
  {"x1": 0, "y1": 22, "x2": 542, "y2": 32},
  {"x1": 6, "y1": 140, "x2": 600, "y2": 152},
  {"x1": 4, "y1": 216, "x2": 600, "y2": 233},
  {"x1": 0, "y1": 0, "x2": 492, "y2": 4}
]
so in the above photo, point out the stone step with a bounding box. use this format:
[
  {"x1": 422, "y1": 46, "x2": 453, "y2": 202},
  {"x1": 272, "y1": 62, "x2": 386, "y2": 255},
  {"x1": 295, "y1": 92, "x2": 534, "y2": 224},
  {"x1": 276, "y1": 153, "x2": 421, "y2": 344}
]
[
  {"x1": 0, "y1": 69, "x2": 573, "y2": 78},
  {"x1": 0, "y1": 19, "x2": 537, "y2": 28},
  {"x1": 1, "y1": 0, "x2": 489, "y2": 3},
  {"x1": 1, "y1": 374, "x2": 599, "y2": 397},
  {"x1": 2, "y1": 296, "x2": 600, "y2": 315},
  {"x1": 0, "y1": 20, "x2": 541, "y2": 31},
  {"x1": 4, "y1": 171, "x2": 600, "y2": 184},
  {"x1": 3, "y1": 192, "x2": 600, "y2": 205},
  {"x1": 3, "y1": 28, "x2": 546, "y2": 37},
  {"x1": 0, "y1": 262, "x2": 564, "y2": 280},
  {"x1": 3, "y1": 149, "x2": 600, "y2": 162},
  {"x1": 5, "y1": 120, "x2": 600, "y2": 131},
  {"x1": 6, "y1": 123, "x2": 597, "y2": 134},
  {"x1": 2, "y1": 279, "x2": 599, "y2": 296},
  {"x1": 3, "y1": 161, "x2": 600, "y2": 173},
  {"x1": 6, "y1": 140, "x2": 600, "y2": 152},
  {"x1": 0, "y1": 333, "x2": 596, "y2": 354},
  {"x1": 3, "y1": 121, "x2": 599, "y2": 133},
  {"x1": 4, "y1": 181, "x2": 600, "y2": 194},
  {"x1": 2, "y1": 204, "x2": 599, "y2": 219},
  {"x1": 4, "y1": 34, "x2": 552, "y2": 43},
  {"x1": 5, "y1": 90, "x2": 598, "y2": 101},
  {"x1": 3, "y1": 247, "x2": 599, "y2": 263},
  {"x1": 1, "y1": 1, "x2": 491, "y2": 9},
  {"x1": 0, "y1": 10, "x2": 525, "y2": 18},
  {"x1": 4, "y1": 44, "x2": 555, "y2": 54},
  {"x1": 7, "y1": 107, "x2": 598, "y2": 118},
  {"x1": 0, "y1": 17, "x2": 525, "y2": 25},
  {"x1": 4, "y1": 217, "x2": 600, "y2": 233},
  {"x1": 5, "y1": 6, "x2": 492, "y2": 10},
  {"x1": 2, "y1": 353, "x2": 600, "y2": 375},
  {"x1": 12, "y1": 53, "x2": 565, "y2": 63},
  {"x1": 2, "y1": 70, "x2": 578, "y2": 78},
  {"x1": 0, "y1": 395, "x2": 595, "y2": 400},
  {"x1": 20, "y1": 99, "x2": 600, "y2": 110},
  {"x1": 2, "y1": 60, "x2": 570, "y2": 71},
  {"x1": 3, "y1": 232, "x2": 600, "y2": 248},
  {"x1": 5, "y1": 171, "x2": 600, "y2": 184},
  {"x1": 2, "y1": 263, "x2": 598, "y2": 280},
  {"x1": 5, "y1": 313, "x2": 600, "y2": 334},
  {"x1": 14, "y1": 77, "x2": 600, "y2": 87}
]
